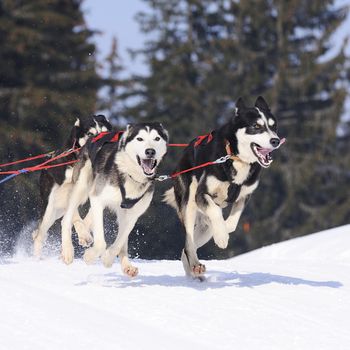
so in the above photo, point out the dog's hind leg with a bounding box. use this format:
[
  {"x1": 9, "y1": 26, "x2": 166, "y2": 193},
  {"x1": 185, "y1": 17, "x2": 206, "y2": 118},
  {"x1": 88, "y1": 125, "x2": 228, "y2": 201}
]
[
  {"x1": 61, "y1": 163, "x2": 91, "y2": 264},
  {"x1": 194, "y1": 213, "x2": 213, "y2": 248},
  {"x1": 181, "y1": 216, "x2": 214, "y2": 279},
  {"x1": 73, "y1": 209, "x2": 93, "y2": 247},
  {"x1": 33, "y1": 186, "x2": 63, "y2": 258},
  {"x1": 180, "y1": 180, "x2": 207, "y2": 278}
]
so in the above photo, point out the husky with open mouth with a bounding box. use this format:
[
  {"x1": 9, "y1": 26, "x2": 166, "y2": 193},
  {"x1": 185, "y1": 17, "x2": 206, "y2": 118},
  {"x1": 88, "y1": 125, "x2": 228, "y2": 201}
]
[
  {"x1": 32, "y1": 115, "x2": 112, "y2": 258},
  {"x1": 60, "y1": 122, "x2": 168, "y2": 275},
  {"x1": 164, "y1": 96, "x2": 285, "y2": 279}
]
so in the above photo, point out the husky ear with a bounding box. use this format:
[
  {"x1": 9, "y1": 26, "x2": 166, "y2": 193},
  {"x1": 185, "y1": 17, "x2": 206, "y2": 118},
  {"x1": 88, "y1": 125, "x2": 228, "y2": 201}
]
[
  {"x1": 94, "y1": 114, "x2": 110, "y2": 123},
  {"x1": 255, "y1": 96, "x2": 270, "y2": 111},
  {"x1": 119, "y1": 123, "x2": 133, "y2": 148},
  {"x1": 234, "y1": 97, "x2": 246, "y2": 117},
  {"x1": 159, "y1": 123, "x2": 169, "y2": 142},
  {"x1": 124, "y1": 123, "x2": 134, "y2": 138},
  {"x1": 126, "y1": 123, "x2": 133, "y2": 132},
  {"x1": 236, "y1": 97, "x2": 246, "y2": 111}
]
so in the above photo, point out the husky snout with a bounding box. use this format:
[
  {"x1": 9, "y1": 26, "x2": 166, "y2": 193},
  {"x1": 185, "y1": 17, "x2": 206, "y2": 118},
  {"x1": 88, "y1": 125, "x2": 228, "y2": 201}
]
[{"x1": 145, "y1": 148, "x2": 156, "y2": 158}]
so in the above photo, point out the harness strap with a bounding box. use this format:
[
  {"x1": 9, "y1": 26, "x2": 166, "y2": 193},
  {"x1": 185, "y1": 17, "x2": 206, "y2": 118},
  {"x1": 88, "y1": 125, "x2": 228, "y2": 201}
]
[
  {"x1": 194, "y1": 133, "x2": 213, "y2": 147},
  {"x1": 0, "y1": 152, "x2": 54, "y2": 169},
  {"x1": 110, "y1": 131, "x2": 124, "y2": 143},
  {"x1": 156, "y1": 139, "x2": 244, "y2": 181},
  {"x1": 119, "y1": 183, "x2": 147, "y2": 209},
  {"x1": 116, "y1": 168, "x2": 151, "y2": 209},
  {"x1": 225, "y1": 140, "x2": 243, "y2": 163},
  {"x1": 168, "y1": 143, "x2": 189, "y2": 147},
  {"x1": 92, "y1": 131, "x2": 111, "y2": 143}
]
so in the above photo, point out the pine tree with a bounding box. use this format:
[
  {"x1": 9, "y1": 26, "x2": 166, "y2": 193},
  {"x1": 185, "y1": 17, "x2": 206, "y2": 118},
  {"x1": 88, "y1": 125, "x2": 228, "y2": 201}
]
[
  {"x1": 124, "y1": 0, "x2": 349, "y2": 258},
  {"x1": 0, "y1": 0, "x2": 102, "y2": 252},
  {"x1": 98, "y1": 36, "x2": 124, "y2": 125},
  {"x1": 247, "y1": 0, "x2": 349, "y2": 246}
]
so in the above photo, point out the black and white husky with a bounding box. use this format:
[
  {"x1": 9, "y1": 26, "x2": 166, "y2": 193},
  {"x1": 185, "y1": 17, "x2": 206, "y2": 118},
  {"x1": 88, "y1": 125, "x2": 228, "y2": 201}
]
[
  {"x1": 33, "y1": 115, "x2": 112, "y2": 258},
  {"x1": 60, "y1": 123, "x2": 168, "y2": 275},
  {"x1": 164, "y1": 96, "x2": 285, "y2": 278}
]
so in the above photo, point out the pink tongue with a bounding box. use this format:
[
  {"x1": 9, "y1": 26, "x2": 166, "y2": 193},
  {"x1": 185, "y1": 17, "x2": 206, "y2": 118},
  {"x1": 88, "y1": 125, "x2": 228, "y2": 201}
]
[{"x1": 258, "y1": 148, "x2": 272, "y2": 156}]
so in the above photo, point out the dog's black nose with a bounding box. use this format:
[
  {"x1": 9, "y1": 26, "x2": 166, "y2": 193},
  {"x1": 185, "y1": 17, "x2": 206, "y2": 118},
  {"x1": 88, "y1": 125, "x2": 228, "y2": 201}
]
[
  {"x1": 270, "y1": 138, "x2": 280, "y2": 148},
  {"x1": 145, "y1": 148, "x2": 156, "y2": 158}
]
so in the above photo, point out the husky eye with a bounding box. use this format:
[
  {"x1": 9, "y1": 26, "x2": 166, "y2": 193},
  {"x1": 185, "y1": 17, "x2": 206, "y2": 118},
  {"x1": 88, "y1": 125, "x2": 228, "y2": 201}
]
[
  {"x1": 136, "y1": 137, "x2": 144, "y2": 141},
  {"x1": 253, "y1": 123, "x2": 261, "y2": 129},
  {"x1": 87, "y1": 132, "x2": 94, "y2": 137},
  {"x1": 154, "y1": 137, "x2": 160, "y2": 141}
]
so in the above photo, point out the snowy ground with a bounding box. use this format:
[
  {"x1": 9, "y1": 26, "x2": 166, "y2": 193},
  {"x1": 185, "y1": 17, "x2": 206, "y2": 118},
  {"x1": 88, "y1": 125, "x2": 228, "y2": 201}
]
[{"x1": 0, "y1": 225, "x2": 349, "y2": 350}]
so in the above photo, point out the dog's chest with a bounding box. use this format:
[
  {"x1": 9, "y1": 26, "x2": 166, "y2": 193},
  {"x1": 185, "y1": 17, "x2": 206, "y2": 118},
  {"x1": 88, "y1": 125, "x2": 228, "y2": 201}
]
[
  {"x1": 206, "y1": 172, "x2": 259, "y2": 207},
  {"x1": 231, "y1": 161, "x2": 251, "y2": 185}
]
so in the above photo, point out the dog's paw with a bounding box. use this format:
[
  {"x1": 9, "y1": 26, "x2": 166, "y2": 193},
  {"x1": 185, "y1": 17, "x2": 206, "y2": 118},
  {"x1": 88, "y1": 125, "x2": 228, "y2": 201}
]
[
  {"x1": 123, "y1": 265, "x2": 138, "y2": 278},
  {"x1": 78, "y1": 234, "x2": 93, "y2": 248},
  {"x1": 101, "y1": 249, "x2": 116, "y2": 268},
  {"x1": 74, "y1": 221, "x2": 93, "y2": 247},
  {"x1": 61, "y1": 244, "x2": 74, "y2": 265},
  {"x1": 83, "y1": 247, "x2": 101, "y2": 265},
  {"x1": 192, "y1": 263, "x2": 206, "y2": 276},
  {"x1": 213, "y1": 232, "x2": 229, "y2": 249}
]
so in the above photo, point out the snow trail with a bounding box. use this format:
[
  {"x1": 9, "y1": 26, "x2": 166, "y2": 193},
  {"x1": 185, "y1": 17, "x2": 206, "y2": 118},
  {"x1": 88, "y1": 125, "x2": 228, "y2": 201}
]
[{"x1": 1, "y1": 225, "x2": 349, "y2": 350}]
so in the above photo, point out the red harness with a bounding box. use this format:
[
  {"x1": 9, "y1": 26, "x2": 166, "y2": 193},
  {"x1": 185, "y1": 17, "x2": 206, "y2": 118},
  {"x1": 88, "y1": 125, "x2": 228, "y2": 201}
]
[
  {"x1": 91, "y1": 130, "x2": 124, "y2": 143},
  {"x1": 0, "y1": 130, "x2": 238, "y2": 183},
  {"x1": 194, "y1": 133, "x2": 213, "y2": 147}
]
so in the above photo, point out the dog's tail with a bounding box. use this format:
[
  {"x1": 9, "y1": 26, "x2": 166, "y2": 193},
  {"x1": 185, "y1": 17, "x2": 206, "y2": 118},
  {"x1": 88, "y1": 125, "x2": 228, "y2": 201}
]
[{"x1": 163, "y1": 187, "x2": 177, "y2": 211}]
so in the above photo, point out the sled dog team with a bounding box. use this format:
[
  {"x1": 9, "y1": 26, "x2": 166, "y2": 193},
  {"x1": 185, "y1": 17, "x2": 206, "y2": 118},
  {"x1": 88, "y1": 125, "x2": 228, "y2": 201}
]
[{"x1": 32, "y1": 97, "x2": 285, "y2": 279}]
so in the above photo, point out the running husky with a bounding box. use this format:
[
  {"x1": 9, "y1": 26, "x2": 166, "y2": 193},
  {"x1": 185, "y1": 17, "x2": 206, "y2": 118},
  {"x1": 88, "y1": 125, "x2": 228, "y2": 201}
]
[
  {"x1": 60, "y1": 123, "x2": 168, "y2": 275},
  {"x1": 164, "y1": 96, "x2": 285, "y2": 278},
  {"x1": 33, "y1": 115, "x2": 112, "y2": 258}
]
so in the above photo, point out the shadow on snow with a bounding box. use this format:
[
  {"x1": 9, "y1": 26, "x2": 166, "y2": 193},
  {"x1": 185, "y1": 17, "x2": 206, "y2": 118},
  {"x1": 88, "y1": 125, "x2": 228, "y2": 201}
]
[{"x1": 76, "y1": 270, "x2": 342, "y2": 290}]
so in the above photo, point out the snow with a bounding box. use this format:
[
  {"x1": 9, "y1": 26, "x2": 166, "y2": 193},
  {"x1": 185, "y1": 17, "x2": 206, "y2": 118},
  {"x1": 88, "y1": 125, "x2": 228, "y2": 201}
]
[{"x1": 1, "y1": 225, "x2": 350, "y2": 350}]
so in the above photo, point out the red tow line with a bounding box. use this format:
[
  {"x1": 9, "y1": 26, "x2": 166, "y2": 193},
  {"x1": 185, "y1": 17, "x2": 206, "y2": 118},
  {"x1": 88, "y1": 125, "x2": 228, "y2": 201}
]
[{"x1": 0, "y1": 131, "x2": 222, "y2": 184}]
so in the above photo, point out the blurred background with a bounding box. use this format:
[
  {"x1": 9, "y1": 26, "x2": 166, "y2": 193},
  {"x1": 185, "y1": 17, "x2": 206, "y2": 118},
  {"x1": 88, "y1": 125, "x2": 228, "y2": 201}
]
[{"x1": 0, "y1": 0, "x2": 349, "y2": 259}]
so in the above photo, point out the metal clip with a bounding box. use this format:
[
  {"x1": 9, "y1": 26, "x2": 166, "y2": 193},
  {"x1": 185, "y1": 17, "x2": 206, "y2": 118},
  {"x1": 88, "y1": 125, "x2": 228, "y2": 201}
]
[
  {"x1": 156, "y1": 175, "x2": 171, "y2": 182},
  {"x1": 214, "y1": 155, "x2": 230, "y2": 164}
]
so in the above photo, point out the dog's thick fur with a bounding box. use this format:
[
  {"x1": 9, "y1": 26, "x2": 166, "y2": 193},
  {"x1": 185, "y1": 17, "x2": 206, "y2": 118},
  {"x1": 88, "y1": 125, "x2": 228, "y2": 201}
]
[
  {"x1": 32, "y1": 115, "x2": 112, "y2": 257},
  {"x1": 60, "y1": 122, "x2": 168, "y2": 274},
  {"x1": 164, "y1": 97, "x2": 283, "y2": 278}
]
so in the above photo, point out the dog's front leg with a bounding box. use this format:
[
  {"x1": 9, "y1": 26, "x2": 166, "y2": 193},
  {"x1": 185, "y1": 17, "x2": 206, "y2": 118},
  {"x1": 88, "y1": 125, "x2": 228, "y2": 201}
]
[
  {"x1": 83, "y1": 196, "x2": 106, "y2": 264},
  {"x1": 101, "y1": 207, "x2": 141, "y2": 269},
  {"x1": 118, "y1": 240, "x2": 138, "y2": 278},
  {"x1": 102, "y1": 194, "x2": 152, "y2": 271},
  {"x1": 225, "y1": 198, "x2": 246, "y2": 234}
]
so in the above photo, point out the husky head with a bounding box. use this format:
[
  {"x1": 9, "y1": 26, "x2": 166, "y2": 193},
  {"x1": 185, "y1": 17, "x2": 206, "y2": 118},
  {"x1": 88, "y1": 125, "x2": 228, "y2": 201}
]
[
  {"x1": 121, "y1": 122, "x2": 169, "y2": 178},
  {"x1": 73, "y1": 114, "x2": 112, "y2": 147},
  {"x1": 233, "y1": 96, "x2": 284, "y2": 168}
]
